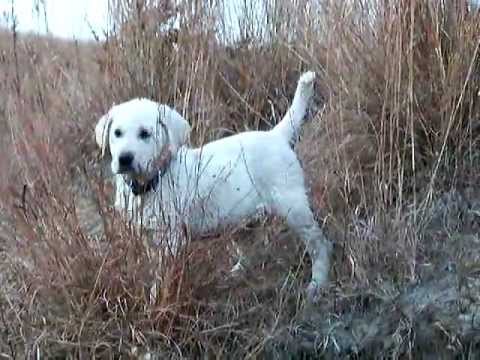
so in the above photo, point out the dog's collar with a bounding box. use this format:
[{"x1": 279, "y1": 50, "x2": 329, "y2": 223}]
[{"x1": 126, "y1": 145, "x2": 173, "y2": 196}]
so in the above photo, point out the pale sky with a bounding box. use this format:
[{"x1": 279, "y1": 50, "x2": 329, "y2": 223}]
[
  {"x1": 4, "y1": 1, "x2": 477, "y2": 42},
  {"x1": 0, "y1": 0, "x2": 110, "y2": 40},
  {"x1": 0, "y1": 0, "x2": 480, "y2": 41},
  {"x1": 0, "y1": 0, "x2": 260, "y2": 41}
]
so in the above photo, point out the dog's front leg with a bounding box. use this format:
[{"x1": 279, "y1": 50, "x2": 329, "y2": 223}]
[{"x1": 148, "y1": 220, "x2": 186, "y2": 305}]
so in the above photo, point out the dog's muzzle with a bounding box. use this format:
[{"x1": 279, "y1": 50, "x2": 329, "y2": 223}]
[
  {"x1": 125, "y1": 145, "x2": 173, "y2": 196},
  {"x1": 118, "y1": 152, "x2": 135, "y2": 173}
]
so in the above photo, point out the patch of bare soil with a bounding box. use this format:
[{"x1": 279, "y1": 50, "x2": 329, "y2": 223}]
[{"x1": 69, "y1": 186, "x2": 480, "y2": 358}]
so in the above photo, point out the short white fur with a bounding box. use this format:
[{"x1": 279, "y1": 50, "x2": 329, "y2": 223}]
[{"x1": 95, "y1": 71, "x2": 332, "y2": 300}]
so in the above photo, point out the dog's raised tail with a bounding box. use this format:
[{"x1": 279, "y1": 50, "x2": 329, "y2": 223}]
[{"x1": 272, "y1": 71, "x2": 316, "y2": 144}]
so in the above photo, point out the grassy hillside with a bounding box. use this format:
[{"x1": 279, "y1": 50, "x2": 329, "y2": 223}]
[{"x1": 1, "y1": 0, "x2": 479, "y2": 358}]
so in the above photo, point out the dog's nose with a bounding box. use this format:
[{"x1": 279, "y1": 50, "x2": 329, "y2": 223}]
[{"x1": 118, "y1": 152, "x2": 134, "y2": 168}]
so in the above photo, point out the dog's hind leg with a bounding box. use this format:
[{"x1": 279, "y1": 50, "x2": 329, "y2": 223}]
[{"x1": 272, "y1": 188, "x2": 332, "y2": 301}]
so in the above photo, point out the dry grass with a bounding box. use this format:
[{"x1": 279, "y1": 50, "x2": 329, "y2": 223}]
[{"x1": 1, "y1": 0, "x2": 480, "y2": 358}]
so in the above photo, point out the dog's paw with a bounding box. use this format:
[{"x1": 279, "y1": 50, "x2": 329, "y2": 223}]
[
  {"x1": 306, "y1": 281, "x2": 321, "y2": 302},
  {"x1": 230, "y1": 260, "x2": 245, "y2": 275},
  {"x1": 305, "y1": 277, "x2": 328, "y2": 303}
]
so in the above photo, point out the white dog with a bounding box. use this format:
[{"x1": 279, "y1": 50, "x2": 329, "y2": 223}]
[{"x1": 95, "y1": 71, "x2": 332, "y2": 299}]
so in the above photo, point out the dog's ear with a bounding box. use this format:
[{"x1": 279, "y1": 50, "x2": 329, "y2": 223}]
[
  {"x1": 161, "y1": 106, "x2": 191, "y2": 151},
  {"x1": 95, "y1": 113, "x2": 113, "y2": 157}
]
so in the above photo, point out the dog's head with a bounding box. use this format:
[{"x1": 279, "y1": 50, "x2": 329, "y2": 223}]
[{"x1": 95, "y1": 98, "x2": 191, "y2": 178}]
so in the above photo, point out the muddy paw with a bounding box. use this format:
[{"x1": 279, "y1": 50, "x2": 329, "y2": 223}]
[{"x1": 306, "y1": 278, "x2": 329, "y2": 302}]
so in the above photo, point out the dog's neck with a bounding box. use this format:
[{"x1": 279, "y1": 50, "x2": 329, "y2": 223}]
[{"x1": 125, "y1": 145, "x2": 173, "y2": 196}]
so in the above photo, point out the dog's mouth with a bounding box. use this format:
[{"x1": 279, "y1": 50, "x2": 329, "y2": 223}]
[
  {"x1": 120, "y1": 170, "x2": 150, "y2": 185},
  {"x1": 116, "y1": 162, "x2": 146, "y2": 178},
  {"x1": 114, "y1": 147, "x2": 172, "y2": 183},
  {"x1": 117, "y1": 163, "x2": 135, "y2": 174}
]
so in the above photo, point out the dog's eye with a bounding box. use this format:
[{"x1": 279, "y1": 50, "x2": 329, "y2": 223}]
[
  {"x1": 139, "y1": 129, "x2": 151, "y2": 140},
  {"x1": 114, "y1": 129, "x2": 123, "y2": 138}
]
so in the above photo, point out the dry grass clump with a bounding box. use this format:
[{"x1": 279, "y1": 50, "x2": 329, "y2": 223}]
[
  {"x1": 299, "y1": 0, "x2": 480, "y2": 285},
  {"x1": 309, "y1": 0, "x2": 480, "y2": 206},
  {"x1": 0, "y1": 125, "x2": 306, "y2": 357},
  {"x1": 0, "y1": 0, "x2": 480, "y2": 357}
]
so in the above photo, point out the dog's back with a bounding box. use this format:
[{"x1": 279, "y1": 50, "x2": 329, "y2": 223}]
[{"x1": 168, "y1": 130, "x2": 300, "y2": 231}]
